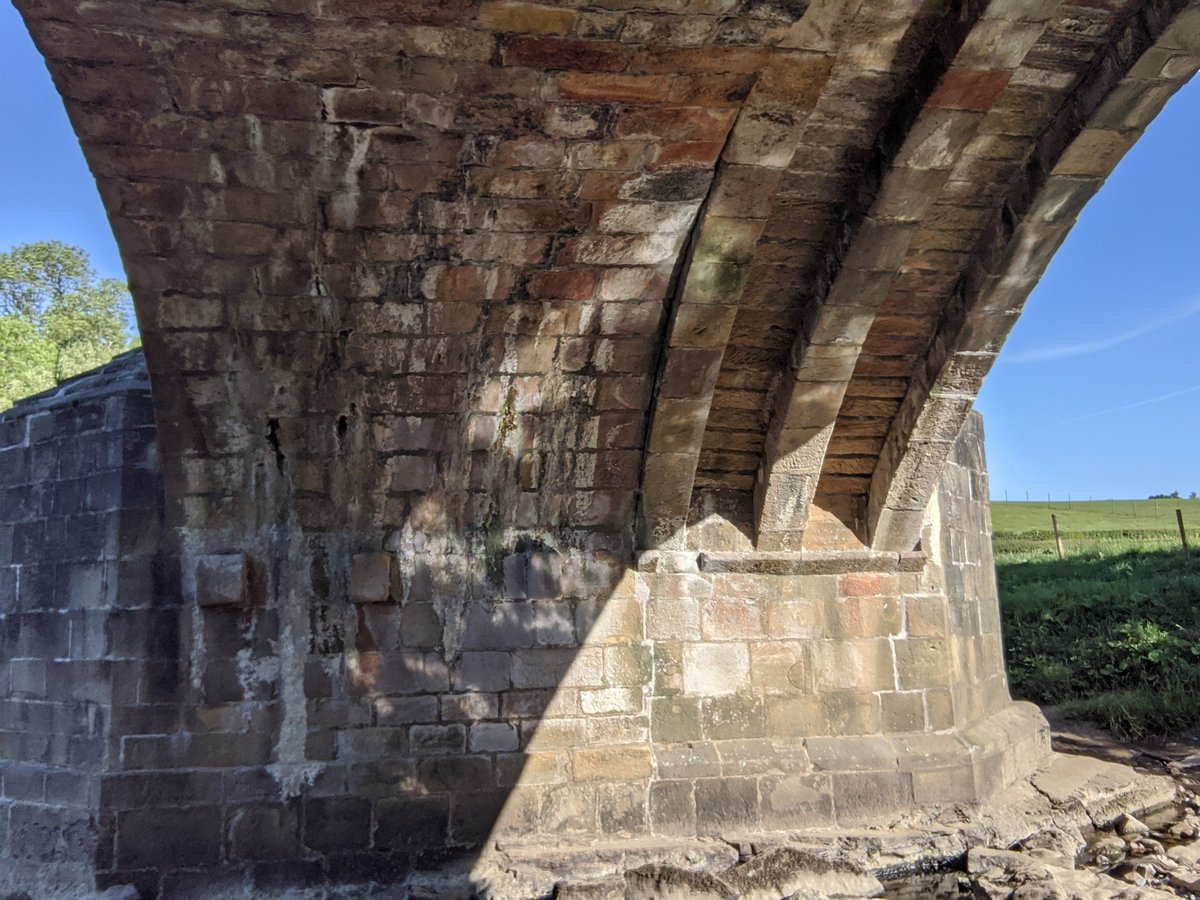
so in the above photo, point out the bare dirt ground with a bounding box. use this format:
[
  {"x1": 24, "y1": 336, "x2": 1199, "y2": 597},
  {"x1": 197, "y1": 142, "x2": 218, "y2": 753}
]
[{"x1": 1044, "y1": 707, "x2": 1200, "y2": 790}]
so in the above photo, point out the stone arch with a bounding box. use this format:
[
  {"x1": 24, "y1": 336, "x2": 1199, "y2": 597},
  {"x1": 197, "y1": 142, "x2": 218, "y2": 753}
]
[{"x1": 865, "y1": 0, "x2": 1200, "y2": 551}]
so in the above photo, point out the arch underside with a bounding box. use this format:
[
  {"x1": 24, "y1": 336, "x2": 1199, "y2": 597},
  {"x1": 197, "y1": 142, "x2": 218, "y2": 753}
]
[{"x1": 14, "y1": 0, "x2": 1199, "y2": 553}]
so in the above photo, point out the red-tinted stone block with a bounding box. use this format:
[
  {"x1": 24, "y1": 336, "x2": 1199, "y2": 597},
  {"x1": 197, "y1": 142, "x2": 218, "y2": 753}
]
[
  {"x1": 527, "y1": 268, "x2": 599, "y2": 300},
  {"x1": 504, "y1": 38, "x2": 630, "y2": 72},
  {"x1": 928, "y1": 69, "x2": 1012, "y2": 111},
  {"x1": 350, "y1": 552, "x2": 396, "y2": 605}
]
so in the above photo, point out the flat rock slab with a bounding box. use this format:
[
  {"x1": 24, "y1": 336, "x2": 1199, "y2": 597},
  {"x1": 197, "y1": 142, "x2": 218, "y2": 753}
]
[
  {"x1": 722, "y1": 847, "x2": 883, "y2": 899},
  {"x1": 1032, "y1": 754, "x2": 1176, "y2": 827}
]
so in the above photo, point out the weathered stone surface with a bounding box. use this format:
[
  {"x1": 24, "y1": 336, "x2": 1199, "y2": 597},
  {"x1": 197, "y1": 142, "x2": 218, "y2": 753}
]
[
  {"x1": 722, "y1": 847, "x2": 884, "y2": 899},
  {"x1": 624, "y1": 864, "x2": 735, "y2": 900},
  {"x1": 4, "y1": 0, "x2": 1196, "y2": 895}
]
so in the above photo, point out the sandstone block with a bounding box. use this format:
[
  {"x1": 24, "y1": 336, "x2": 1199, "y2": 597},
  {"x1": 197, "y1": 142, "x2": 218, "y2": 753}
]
[
  {"x1": 811, "y1": 639, "x2": 895, "y2": 692},
  {"x1": 195, "y1": 553, "x2": 250, "y2": 607},
  {"x1": 350, "y1": 552, "x2": 396, "y2": 604},
  {"x1": 228, "y1": 805, "x2": 300, "y2": 862},
  {"x1": 682, "y1": 643, "x2": 750, "y2": 696},
  {"x1": 599, "y1": 782, "x2": 647, "y2": 835},
  {"x1": 765, "y1": 695, "x2": 825, "y2": 738},
  {"x1": 374, "y1": 797, "x2": 449, "y2": 851},
  {"x1": 543, "y1": 783, "x2": 598, "y2": 833},
  {"x1": 573, "y1": 746, "x2": 651, "y2": 781},
  {"x1": 480, "y1": 2, "x2": 579, "y2": 34},
  {"x1": 468, "y1": 722, "x2": 519, "y2": 753},
  {"x1": 302, "y1": 797, "x2": 371, "y2": 853},
  {"x1": 831, "y1": 771, "x2": 914, "y2": 825},
  {"x1": 695, "y1": 776, "x2": 759, "y2": 833},
  {"x1": 650, "y1": 780, "x2": 695, "y2": 835}
]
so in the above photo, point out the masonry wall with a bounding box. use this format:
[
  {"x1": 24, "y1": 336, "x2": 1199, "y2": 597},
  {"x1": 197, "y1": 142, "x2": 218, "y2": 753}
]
[
  {"x1": 0, "y1": 376, "x2": 1048, "y2": 898},
  {"x1": 0, "y1": 352, "x2": 174, "y2": 896}
]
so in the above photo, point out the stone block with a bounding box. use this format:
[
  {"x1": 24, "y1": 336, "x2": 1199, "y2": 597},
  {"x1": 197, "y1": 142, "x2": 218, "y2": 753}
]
[
  {"x1": 811, "y1": 639, "x2": 895, "y2": 692},
  {"x1": 469, "y1": 722, "x2": 519, "y2": 753},
  {"x1": 759, "y1": 773, "x2": 836, "y2": 829},
  {"x1": 349, "y1": 552, "x2": 396, "y2": 604},
  {"x1": 647, "y1": 596, "x2": 701, "y2": 641},
  {"x1": 580, "y1": 686, "x2": 642, "y2": 715},
  {"x1": 441, "y1": 692, "x2": 499, "y2": 721},
  {"x1": 413, "y1": 754, "x2": 492, "y2": 795},
  {"x1": 765, "y1": 695, "x2": 825, "y2": 738},
  {"x1": 602, "y1": 644, "x2": 652, "y2": 686},
  {"x1": 452, "y1": 651, "x2": 512, "y2": 692},
  {"x1": 682, "y1": 643, "x2": 750, "y2": 696},
  {"x1": 374, "y1": 796, "x2": 449, "y2": 851},
  {"x1": 821, "y1": 691, "x2": 882, "y2": 736},
  {"x1": 650, "y1": 780, "x2": 695, "y2": 836},
  {"x1": 700, "y1": 598, "x2": 765, "y2": 640},
  {"x1": 228, "y1": 804, "x2": 300, "y2": 862},
  {"x1": 543, "y1": 783, "x2": 598, "y2": 834},
  {"x1": 522, "y1": 717, "x2": 587, "y2": 751},
  {"x1": 655, "y1": 743, "x2": 721, "y2": 781},
  {"x1": 881, "y1": 691, "x2": 927, "y2": 733},
  {"x1": 117, "y1": 806, "x2": 222, "y2": 869},
  {"x1": 824, "y1": 595, "x2": 903, "y2": 639},
  {"x1": 502, "y1": 548, "x2": 563, "y2": 601},
  {"x1": 766, "y1": 600, "x2": 822, "y2": 638},
  {"x1": 450, "y1": 791, "x2": 509, "y2": 846},
  {"x1": 701, "y1": 695, "x2": 765, "y2": 740},
  {"x1": 410, "y1": 724, "x2": 466, "y2": 756},
  {"x1": 831, "y1": 771, "x2": 914, "y2": 825},
  {"x1": 750, "y1": 641, "x2": 811, "y2": 694},
  {"x1": 479, "y1": 1, "x2": 578, "y2": 34},
  {"x1": 497, "y1": 751, "x2": 569, "y2": 787},
  {"x1": 195, "y1": 553, "x2": 250, "y2": 607},
  {"x1": 599, "y1": 782, "x2": 647, "y2": 835},
  {"x1": 807, "y1": 735, "x2": 897, "y2": 773},
  {"x1": 695, "y1": 776, "x2": 759, "y2": 833},
  {"x1": 651, "y1": 696, "x2": 702, "y2": 743},
  {"x1": 894, "y1": 637, "x2": 952, "y2": 690},
  {"x1": 573, "y1": 746, "x2": 651, "y2": 781}
]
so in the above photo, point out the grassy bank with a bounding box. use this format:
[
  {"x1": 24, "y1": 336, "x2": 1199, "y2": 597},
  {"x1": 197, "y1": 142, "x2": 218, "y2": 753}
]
[{"x1": 995, "y1": 506, "x2": 1200, "y2": 738}]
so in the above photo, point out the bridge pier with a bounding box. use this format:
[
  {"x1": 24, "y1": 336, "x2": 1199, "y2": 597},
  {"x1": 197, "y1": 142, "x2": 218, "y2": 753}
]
[
  {"x1": 0, "y1": 362, "x2": 1048, "y2": 897},
  {"x1": 7, "y1": 0, "x2": 1197, "y2": 893}
]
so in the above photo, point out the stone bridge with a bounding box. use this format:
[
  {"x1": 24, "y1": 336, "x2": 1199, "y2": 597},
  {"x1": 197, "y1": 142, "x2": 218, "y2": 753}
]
[{"x1": 2, "y1": 0, "x2": 1197, "y2": 896}]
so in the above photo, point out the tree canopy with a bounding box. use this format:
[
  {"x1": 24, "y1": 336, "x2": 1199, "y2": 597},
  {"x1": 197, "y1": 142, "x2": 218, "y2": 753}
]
[{"x1": 0, "y1": 241, "x2": 139, "y2": 410}]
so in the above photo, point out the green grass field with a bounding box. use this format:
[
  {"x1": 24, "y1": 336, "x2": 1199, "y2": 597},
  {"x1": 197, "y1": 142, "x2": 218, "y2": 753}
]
[
  {"x1": 993, "y1": 499, "x2": 1200, "y2": 738},
  {"x1": 991, "y1": 498, "x2": 1200, "y2": 556},
  {"x1": 993, "y1": 497, "x2": 1200, "y2": 533}
]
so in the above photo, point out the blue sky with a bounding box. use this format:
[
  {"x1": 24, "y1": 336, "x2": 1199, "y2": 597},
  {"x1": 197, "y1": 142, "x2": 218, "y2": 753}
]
[
  {"x1": 2, "y1": 5, "x2": 1196, "y2": 500},
  {"x1": 975, "y1": 76, "x2": 1200, "y2": 502}
]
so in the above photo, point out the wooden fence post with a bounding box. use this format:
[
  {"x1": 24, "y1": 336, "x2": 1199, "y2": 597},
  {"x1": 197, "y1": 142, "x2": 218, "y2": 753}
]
[
  {"x1": 1178, "y1": 508, "x2": 1190, "y2": 551},
  {"x1": 1052, "y1": 514, "x2": 1065, "y2": 560}
]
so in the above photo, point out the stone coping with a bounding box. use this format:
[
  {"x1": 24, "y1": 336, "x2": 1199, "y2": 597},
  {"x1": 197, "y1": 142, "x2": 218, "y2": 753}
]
[
  {"x1": 0, "y1": 349, "x2": 149, "y2": 422},
  {"x1": 635, "y1": 549, "x2": 928, "y2": 575}
]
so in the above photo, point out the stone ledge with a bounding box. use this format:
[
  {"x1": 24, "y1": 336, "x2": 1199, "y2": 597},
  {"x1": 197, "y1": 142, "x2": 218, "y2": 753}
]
[{"x1": 635, "y1": 550, "x2": 928, "y2": 575}]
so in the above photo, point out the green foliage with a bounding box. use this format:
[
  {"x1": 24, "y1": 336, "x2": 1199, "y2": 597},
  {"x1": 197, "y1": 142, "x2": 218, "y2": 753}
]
[
  {"x1": 998, "y1": 544, "x2": 1200, "y2": 739},
  {"x1": 0, "y1": 241, "x2": 138, "y2": 409}
]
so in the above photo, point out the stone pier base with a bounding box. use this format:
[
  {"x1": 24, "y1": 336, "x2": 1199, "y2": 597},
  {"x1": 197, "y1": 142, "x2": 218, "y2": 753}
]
[{"x1": 1, "y1": 359, "x2": 1058, "y2": 897}]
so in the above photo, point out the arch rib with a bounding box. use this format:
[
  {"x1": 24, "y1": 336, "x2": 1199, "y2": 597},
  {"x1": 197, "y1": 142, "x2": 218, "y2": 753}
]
[
  {"x1": 868, "y1": 0, "x2": 1200, "y2": 551},
  {"x1": 755, "y1": 0, "x2": 1048, "y2": 549}
]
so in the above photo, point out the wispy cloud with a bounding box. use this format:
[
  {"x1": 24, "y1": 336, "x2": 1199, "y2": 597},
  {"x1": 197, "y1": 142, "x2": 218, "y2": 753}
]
[
  {"x1": 1009, "y1": 297, "x2": 1200, "y2": 363},
  {"x1": 1058, "y1": 383, "x2": 1200, "y2": 426}
]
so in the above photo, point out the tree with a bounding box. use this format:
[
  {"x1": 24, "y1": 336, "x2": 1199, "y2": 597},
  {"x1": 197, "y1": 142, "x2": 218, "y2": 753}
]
[{"x1": 0, "y1": 241, "x2": 138, "y2": 410}]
